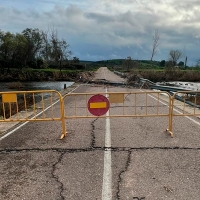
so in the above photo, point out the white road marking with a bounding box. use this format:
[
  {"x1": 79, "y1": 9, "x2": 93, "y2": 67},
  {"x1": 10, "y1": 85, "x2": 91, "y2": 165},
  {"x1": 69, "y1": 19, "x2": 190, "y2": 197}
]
[
  {"x1": 0, "y1": 121, "x2": 29, "y2": 141},
  {"x1": 0, "y1": 100, "x2": 60, "y2": 141},
  {"x1": 102, "y1": 88, "x2": 112, "y2": 200},
  {"x1": 103, "y1": 68, "x2": 107, "y2": 80},
  {"x1": 0, "y1": 84, "x2": 80, "y2": 141}
]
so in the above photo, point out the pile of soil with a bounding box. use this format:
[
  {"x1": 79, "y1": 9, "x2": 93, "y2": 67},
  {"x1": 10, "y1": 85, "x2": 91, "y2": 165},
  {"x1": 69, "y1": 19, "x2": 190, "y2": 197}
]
[{"x1": 75, "y1": 71, "x2": 95, "y2": 82}]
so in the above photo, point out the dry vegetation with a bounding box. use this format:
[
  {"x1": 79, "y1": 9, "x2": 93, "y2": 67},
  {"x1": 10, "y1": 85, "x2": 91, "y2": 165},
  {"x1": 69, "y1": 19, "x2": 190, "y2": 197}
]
[
  {"x1": 127, "y1": 69, "x2": 200, "y2": 83},
  {"x1": 187, "y1": 96, "x2": 200, "y2": 105}
]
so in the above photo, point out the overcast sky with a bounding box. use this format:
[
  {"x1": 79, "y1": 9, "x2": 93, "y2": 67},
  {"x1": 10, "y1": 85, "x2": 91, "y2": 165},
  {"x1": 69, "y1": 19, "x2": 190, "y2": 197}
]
[{"x1": 1, "y1": 0, "x2": 200, "y2": 65}]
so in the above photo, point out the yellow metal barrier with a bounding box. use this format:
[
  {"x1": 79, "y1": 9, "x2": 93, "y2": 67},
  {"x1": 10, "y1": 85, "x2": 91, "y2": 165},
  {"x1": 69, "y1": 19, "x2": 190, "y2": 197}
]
[
  {"x1": 0, "y1": 90, "x2": 67, "y2": 137},
  {"x1": 62, "y1": 91, "x2": 173, "y2": 138},
  {"x1": 4, "y1": 90, "x2": 200, "y2": 139},
  {"x1": 169, "y1": 91, "x2": 200, "y2": 134}
]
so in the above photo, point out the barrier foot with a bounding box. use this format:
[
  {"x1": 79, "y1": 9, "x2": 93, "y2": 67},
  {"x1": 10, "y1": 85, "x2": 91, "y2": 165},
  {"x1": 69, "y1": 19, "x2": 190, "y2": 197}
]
[
  {"x1": 166, "y1": 129, "x2": 174, "y2": 138},
  {"x1": 60, "y1": 132, "x2": 67, "y2": 139}
]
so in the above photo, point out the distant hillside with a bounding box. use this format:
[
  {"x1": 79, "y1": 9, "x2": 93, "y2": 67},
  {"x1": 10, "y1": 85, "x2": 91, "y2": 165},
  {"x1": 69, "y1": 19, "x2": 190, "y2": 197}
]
[{"x1": 80, "y1": 59, "x2": 161, "y2": 69}]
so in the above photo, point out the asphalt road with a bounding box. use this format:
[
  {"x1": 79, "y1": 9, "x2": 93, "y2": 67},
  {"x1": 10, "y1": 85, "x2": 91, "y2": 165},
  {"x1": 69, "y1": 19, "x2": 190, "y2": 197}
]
[{"x1": 0, "y1": 67, "x2": 200, "y2": 200}]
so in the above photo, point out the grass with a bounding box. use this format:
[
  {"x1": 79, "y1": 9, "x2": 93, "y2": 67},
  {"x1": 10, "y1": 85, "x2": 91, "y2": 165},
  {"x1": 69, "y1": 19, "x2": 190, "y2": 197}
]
[
  {"x1": 127, "y1": 68, "x2": 200, "y2": 82},
  {"x1": 32, "y1": 68, "x2": 75, "y2": 73}
]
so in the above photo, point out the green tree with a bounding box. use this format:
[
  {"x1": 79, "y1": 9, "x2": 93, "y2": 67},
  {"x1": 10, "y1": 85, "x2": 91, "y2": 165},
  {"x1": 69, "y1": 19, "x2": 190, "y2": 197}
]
[
  {"x1": 10, "y1": 33, "x2": 27, "y2": 71},
  {"x1": 22, "y1": 28, "x2": 43, "y2": 67},
  {"x1": 160, "y1": 60, "x2": 165, "y2": 67},
  {"x1": 72, "y1": 57, "x2": 80, "y2": 63},
  {"x1": 0, "y1": 27, "x2": 72, "y2": 74},
  {"x1": 178, "y1": 61, "x2": 184, "y2": 67},
  {"x1": 0, "y1": 31, "x2": 17, "y2": 73}
]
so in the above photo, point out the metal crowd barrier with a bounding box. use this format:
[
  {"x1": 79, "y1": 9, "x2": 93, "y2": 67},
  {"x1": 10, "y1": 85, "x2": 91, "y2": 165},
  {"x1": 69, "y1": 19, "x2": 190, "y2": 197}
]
[
  {"x1": 1, "y1": 90, "x2": 200, "y2": 139},
  {"x1": 171, "y1": 91, "x2": 200, "y2": 116},
  {"x1": 62, "y1": 91, "x2": 173, "y2": 138},
  {"x1": 0, "y1": 90, "x2": 66, "y2": 138},
  {"x1": 167, "y1": 91, "x2": 200, "y2": 135}
]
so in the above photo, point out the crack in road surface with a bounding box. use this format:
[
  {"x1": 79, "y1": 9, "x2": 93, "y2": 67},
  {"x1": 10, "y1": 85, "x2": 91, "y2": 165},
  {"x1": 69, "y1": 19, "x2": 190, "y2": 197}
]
[
  {"x1": 90, "y1": 118, "x2": 98, "y2": 148},
  {"x1": 51, "y1": 152, "x2": 66, "y2": 200},
  {"x1": 0, "y1": 147, "x2": 199, "y2": 199},
  {"x1": 116, "y1": 150, "x2": 132, "y2": 200},
  {"x1": 1, "y1": 146, "x2": 200, "y2": 154}
]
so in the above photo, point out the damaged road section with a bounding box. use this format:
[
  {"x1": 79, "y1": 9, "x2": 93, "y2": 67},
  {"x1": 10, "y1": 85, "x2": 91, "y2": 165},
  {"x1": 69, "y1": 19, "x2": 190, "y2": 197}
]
[
  {"x1": 90, "y1": 118, "x2": 99, "y2": 148},
  {"x1": 113, "y1": 148, "x2": 200, "y2": 200},
  {"x1": 1, "y1": 147, "x2": 199, "y2": 199},
  {"x1": 0, "y1": 147, "x2": 104, "y2": 200},
  {"x1": 0, "y1": 150, "x2": 62, "y2": 200},
  {"x1": 51, "y1": 151, "x2": 66, "y2": 200},
  {"x1": 116, "y1": 150, "x2": 132, "y2": 200}
]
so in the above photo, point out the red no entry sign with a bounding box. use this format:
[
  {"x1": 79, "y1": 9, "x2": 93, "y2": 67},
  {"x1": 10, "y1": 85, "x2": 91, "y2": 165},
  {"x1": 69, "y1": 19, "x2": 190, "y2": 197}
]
[{"x1": 88, "y1": 94, "x2": 110, "y2": 116}]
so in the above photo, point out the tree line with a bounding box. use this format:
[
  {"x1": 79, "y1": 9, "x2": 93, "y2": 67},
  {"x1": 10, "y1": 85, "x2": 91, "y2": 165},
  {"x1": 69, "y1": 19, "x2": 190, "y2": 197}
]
[{"x1": 0, "y1": 28, "x2": 74, "y2": 74}]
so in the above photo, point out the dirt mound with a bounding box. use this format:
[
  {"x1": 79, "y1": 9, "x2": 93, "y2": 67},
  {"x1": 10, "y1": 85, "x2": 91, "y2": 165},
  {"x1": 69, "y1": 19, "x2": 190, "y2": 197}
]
[{"x1": 77, "y1": 71, "x2": 95, "y2": 82}]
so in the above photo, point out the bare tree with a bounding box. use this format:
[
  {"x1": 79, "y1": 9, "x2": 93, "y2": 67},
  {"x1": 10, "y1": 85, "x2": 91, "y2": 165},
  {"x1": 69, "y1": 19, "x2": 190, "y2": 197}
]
[
  {"x1": 184, "y1": 56, "x2": 187, "y2": 67},
  {"x1": 41, "y1": 30, "x2": 50, "y2": 65},
  {"x1": 50, "y1": 29, "x2": 72, "y2": 72},
  {"x1": 169, "y1": 50, "x2": 182, "y2": 66},
  {"x1": 123, "y1": 56, "x2": 133, "y2": 71},
  {"x1": 150, "y1": 29, "x2": 160, "y2": 61},
  {"x1": 182, "y1": 44, "x2": 188, "y2": 68}
]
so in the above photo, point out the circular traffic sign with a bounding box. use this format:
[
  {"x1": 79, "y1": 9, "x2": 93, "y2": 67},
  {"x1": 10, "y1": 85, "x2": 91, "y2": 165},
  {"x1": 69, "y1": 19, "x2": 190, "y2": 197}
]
[{"x1": 88, "y1": 94, "x2": 110, "y2": 116}]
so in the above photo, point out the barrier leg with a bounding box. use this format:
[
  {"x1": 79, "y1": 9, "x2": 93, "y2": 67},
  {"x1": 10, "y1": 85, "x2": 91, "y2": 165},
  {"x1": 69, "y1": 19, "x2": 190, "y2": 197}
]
[
  {"x1": 60, "y1": 99, "x2": 67, "y2": 139},
  {"x1": 60, "y1": 117, "x2": 67, "y2": 139},
  {"x1": 166, "y1": 99, "x2": 174, "y2": 137},
  {"x1": 166, "y1": 115, "x2": 173, "y2": 137}
]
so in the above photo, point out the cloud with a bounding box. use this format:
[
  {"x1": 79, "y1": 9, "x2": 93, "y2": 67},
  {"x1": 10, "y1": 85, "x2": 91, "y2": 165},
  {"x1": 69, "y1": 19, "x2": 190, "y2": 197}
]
[{"x1": 0, "y1": 0, "x2": 200, "y2": 64}]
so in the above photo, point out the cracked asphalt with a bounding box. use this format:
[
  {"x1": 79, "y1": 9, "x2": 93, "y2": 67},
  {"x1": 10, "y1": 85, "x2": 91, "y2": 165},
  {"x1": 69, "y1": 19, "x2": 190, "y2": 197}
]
[{"x1": 0, "y1": 67, "x2": 200, "y2": 200}]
